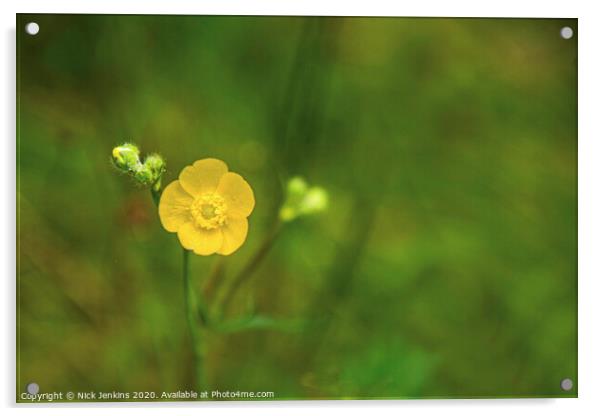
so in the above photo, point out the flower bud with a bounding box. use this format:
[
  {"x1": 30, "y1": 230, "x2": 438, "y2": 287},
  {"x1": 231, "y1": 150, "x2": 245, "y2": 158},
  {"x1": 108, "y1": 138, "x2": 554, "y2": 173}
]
[
  {"x1": 133, "y1": 165, "x2": 154, "y2": 185},
  {"x1": 111, "y1": 143, "x2": 166, "y2": 191},
  {"x1": 144, "y1": 153, "x2": 166, "y2": 178},
  {"x1": 287, "y1": 176, "x2": 308, "y2": 198},
  {"x1": 143, "y1": 153, "x2": 166, "y2": 191},
  {"x1": 279, "y1": 176, "x2": 329, "y2": 222},
  {"x1": 279, "y1": 206, "x2": 297, "y2": 222},
  {"x1": 111, "y1": 143, "x2": 140, "y2": 172},
  {"x1": 299, "y1": 187, "x2": 328, "y2": 216}
]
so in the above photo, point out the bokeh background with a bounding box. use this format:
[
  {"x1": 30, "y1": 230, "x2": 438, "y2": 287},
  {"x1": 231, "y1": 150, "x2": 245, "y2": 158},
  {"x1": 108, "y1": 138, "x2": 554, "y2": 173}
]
[{"x1": 17, "y1": 15, "x2": 577, "y2": 400}]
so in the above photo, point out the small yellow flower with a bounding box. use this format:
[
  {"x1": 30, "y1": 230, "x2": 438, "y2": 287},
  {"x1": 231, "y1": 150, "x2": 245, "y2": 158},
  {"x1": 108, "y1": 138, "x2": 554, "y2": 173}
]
[{"x1": 159, "y1": 158, "x2": 255, "y2": 256}]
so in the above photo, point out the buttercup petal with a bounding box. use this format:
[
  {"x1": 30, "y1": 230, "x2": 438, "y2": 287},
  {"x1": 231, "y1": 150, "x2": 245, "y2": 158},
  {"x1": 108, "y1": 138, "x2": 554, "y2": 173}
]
[
  {"x1": 179, "y1": 158, "x2": 228, "y2": 197},
  {"x1": 158, "y1": 180, "x2": 194, "y2": 232},
  {"x1": 218, "y1": 217, "x2": 249, "y2": 255},
  {"x1": 177, "y1": 222, "x2": 223, "y2": 256},
  {"x1": 217, "y1": 172, "x2": 255, "y2": 218}
]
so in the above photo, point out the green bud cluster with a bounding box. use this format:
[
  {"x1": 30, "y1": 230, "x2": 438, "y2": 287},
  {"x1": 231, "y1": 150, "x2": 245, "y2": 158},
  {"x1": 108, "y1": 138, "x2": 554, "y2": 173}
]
[
  {"x1": 279, "y1": 176, "x2": 329, "y2": 222},
  {"x1": 111, "y1": 143, "x2": 166, "y2": 190}
]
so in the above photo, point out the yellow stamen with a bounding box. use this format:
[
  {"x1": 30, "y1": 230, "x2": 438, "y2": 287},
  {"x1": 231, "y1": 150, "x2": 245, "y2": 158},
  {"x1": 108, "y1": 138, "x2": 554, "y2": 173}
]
[{"x1": 190, "y1": 194, "x2": 227, "y2": 230}]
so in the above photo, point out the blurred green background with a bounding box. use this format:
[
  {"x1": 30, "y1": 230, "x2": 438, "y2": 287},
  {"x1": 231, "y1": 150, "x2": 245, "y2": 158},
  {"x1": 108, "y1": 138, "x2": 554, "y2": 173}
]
[{"x1": 17, "y1": 15, "x2": 577, "y2": 400}]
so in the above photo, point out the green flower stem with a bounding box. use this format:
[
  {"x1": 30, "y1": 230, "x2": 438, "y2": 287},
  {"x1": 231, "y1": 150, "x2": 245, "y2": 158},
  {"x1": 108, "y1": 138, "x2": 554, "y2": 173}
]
[
  {"x1": 217, "y1": 220, "x2": 283, "y2": 317},
  {"x1": 149, "y1": 187, "x2": 206, "y2": 390},
  {"x1": 150, "y1": 187, "x2": 161, "y2": 207},
  {"x1": 182, "y1": 248, "x2": 206, "y2": 391}
]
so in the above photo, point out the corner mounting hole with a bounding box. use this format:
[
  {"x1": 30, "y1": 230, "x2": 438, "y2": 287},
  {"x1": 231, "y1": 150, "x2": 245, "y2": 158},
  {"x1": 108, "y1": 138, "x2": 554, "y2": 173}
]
[
  {"x1": 560, "y1": 378, "x2": 574, "y2": 391},
  {"x1": 560, "y1": 26, "x2": 573, "y2": 39},
  {"x1": 25, "y1": 22, "x2": 39, "y2": 35}
]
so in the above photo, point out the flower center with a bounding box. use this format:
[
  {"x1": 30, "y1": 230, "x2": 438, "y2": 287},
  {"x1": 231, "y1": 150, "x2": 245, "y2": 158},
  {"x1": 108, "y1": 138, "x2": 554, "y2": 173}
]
[
  {"x1": 190, "y1": 194, "x2": 227, "y2": 230},
  {"x1": 201, "y1": 204, "x2": 216, "y2": 219}
]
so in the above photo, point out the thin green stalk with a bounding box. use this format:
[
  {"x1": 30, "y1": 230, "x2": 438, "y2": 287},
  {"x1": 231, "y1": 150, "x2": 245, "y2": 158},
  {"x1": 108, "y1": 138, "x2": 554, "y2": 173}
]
[
  {"x1": 151, "y1": 187, "x2": 161, "y2": 207},
  {"x1": 217, "y1": 220, "x2": 283, "y2": 317},
  {"x1": 182, "y1": 248, "x2": 206, "y2": 391},
  {"x1": 150, "y1": 188, "x2": 206, "y2": 390}
]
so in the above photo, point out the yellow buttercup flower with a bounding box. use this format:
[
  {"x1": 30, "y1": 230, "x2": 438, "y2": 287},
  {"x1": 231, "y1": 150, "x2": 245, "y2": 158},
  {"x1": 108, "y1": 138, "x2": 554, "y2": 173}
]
[{"x1": 159, "y1": 158, "x2": 255, "y2": 256}]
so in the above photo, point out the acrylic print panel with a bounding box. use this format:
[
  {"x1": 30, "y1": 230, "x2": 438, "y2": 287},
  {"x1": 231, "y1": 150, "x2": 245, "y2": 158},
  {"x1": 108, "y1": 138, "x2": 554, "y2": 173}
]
[{"x1": 16, "y1": 14, "x2": 577, "y2": 402}]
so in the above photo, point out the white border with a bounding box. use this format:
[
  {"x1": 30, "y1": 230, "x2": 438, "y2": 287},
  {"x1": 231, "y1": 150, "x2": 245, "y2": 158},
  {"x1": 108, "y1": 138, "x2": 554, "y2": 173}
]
[{"x1": 3, "y1": 1, "x2": 601, "y2": 415}]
